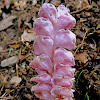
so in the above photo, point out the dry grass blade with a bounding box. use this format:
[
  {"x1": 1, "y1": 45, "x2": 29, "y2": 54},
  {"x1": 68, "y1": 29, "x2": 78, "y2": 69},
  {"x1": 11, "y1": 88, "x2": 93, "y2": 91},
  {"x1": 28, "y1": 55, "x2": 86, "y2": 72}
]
[
  {"x1": 0, "y1": 49, "x2": 9, "y2": 53},
  {"x1": 74, "y1": 29, "x2": 89, "y2": 56}
]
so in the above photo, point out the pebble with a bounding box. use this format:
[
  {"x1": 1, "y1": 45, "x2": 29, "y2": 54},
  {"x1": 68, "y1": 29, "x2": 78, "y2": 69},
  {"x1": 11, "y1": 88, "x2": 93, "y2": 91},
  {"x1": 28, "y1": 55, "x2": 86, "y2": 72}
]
[{"x1": 1, "y1": 56, "x2": 19, "y2": 67}]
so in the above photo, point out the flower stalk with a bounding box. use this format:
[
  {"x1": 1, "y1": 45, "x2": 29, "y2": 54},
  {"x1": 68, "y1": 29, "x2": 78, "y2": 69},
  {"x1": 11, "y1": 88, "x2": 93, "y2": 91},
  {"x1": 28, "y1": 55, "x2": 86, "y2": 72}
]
[{"x1": 30, "y1": 3, "x2": 76, "y2": 100}]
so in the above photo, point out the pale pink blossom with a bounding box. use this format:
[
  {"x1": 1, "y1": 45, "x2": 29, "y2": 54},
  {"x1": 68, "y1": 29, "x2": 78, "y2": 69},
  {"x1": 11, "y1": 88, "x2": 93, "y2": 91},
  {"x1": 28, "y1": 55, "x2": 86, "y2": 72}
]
[
  {"x1": 53, "y1": 48, "x2": 75, "y2": 66},
  {"x1": 33, "y1": 36, "x2": 53, "y2": 57},
  {"x1": 54, "y1": 29, "x2": 76, "y2": 50},
  {"x1": 30, "y1": 3, "x2": 76, "y2": 100}
]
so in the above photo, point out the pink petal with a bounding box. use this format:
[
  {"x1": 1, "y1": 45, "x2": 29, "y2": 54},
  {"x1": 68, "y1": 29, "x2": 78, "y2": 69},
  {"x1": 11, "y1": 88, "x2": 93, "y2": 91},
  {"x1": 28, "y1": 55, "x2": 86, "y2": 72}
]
[
  {"x1": 42, "y1": 92, "x2": 54, "y2": 100},
  {"x1": 57, "y1": 5, "x2": 70, "y2": 18},
  {"x1": 33, "y1": 17, "x2": 54, "y2": 39},
  {"x1": 53, "y1": 48, "x2": 75, "y2": 66},
  {"x1": 34, "y1": 36, "x2": 53, "y2": 57},
  {"x1": 54, "y1": 63, "x2": 75, "y2": 77},
  {"x1": 38, "y1": 3, "x2": 57, "y2": 24},
  {"x1": 30, "y1": 73, "x2": 51, "y2": 83},
  {"x1": 30, "y1": 54, "x2": 53, "y2": 73},
  {"x1": 51, "y1": 75, "x2": 74, "y2": 88},
  {"x1": 36, "y1": 68, "x2": 48, "y2": 75},
  {"x1": 31, "y1": 83, "x2": 52, "y2": 93},
  {"x1": 55, "y1": 29, "x2": 76, "y2": 50},
  {"x1": 56, "y1": 14, "x2": 76, "y2": 30},
  {"x1": 51, "y1": 86, "x2": 74, "y2": 98}
]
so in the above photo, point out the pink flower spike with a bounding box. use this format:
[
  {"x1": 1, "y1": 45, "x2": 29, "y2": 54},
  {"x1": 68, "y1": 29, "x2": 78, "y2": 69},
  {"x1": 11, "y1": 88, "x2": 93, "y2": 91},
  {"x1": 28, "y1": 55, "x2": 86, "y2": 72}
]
[
  {"x1": 55, "y1": 29, "x2": 76, "y2": 50},
  {"x1": 34, "y1": 36, "x2": 53, "y2": 57},
  {"x1": 39, "y1": 3, "x2": 57, "y2": 24},
  {"x1": 33, "y1": 17, "x2": 54, "y2": 39},
  {"x1": 53, "y1": 48, "x2": 75, "y2": 66},
  {"x1": 30, "y1": 3, "x2": 76, "y2": 100},
  {"x1": 56, "y1": 14, "x2": 76, "y2": 30}
]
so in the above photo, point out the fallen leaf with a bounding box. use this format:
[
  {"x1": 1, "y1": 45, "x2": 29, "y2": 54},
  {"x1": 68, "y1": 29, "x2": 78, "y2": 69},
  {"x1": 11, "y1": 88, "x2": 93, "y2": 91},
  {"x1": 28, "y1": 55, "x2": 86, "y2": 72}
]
[
  {"x1": 10, "y1": 76, "x2": 22, "y2": 87},
  {"x1": 75, "y1": 52, "x2": 89, "y2": 63},
  {"x1": 0, "y1": 16, "x2": 17, "y2": 31},
  {"x1": 21, "y1": 30, "x2": 37, "y2": 42},
  {"x1": 9, "y1": 43, "x2": 21, "y2": 49},
  {"x1": 81, "y1": 0, "x2": 89, "y2": 8}
]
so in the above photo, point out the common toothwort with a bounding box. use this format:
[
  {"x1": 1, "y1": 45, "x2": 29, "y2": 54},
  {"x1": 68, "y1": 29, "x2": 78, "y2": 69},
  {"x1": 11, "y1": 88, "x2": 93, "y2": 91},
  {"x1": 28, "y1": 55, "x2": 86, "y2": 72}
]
[{"x1": 30, "y1": 3, "x2": 76, "y2": 100}]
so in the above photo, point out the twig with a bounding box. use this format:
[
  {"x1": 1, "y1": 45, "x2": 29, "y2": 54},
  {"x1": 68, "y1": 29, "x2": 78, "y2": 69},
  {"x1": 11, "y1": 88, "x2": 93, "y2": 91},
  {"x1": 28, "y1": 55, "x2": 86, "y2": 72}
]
[
  {"x1": 71, "y1": 6, "x2": 92, "y2": 14},
  {"x1": 16, "y1": 63, "x2": 19, "y2": 77},
  {"x1": 0, "y1": 92, "x2": 7, "y2": 99},
  {"x1": 74, "y1": 29, "x2": 89, "y2": 56}
]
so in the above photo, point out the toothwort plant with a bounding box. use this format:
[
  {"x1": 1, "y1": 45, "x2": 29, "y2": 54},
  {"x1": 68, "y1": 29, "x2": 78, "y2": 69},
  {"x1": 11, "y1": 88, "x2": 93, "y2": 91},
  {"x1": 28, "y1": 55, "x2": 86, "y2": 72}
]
[{"x1": 30, "y1": 3, "x2": 76, "y2": 100}]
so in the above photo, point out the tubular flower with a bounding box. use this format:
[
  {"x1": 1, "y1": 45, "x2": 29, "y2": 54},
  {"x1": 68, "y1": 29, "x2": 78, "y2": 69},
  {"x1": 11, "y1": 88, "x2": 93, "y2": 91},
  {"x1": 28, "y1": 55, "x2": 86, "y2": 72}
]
[{"x1": 30, "y1": 3, "x2": 76, "y2": 100}]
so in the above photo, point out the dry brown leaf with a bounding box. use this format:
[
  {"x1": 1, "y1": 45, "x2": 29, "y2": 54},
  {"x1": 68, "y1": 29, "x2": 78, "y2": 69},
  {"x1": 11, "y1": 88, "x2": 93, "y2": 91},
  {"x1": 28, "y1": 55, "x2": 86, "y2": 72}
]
[
  {"x1": 9, "y1": 43, "x2": 21, "y2": 49},
  {"x1": 10, "y1": 76, "x2": 22, "y2": 87},
  {"x1": 0, "y1": 16, "x2": 17, "y2": 31},
  {"x1": 75, "y1": 52, "x2": 89, "y2": 63},
  {"x1": 81, "y1": 0, "x2": 89, "y2": 8},
  {"x1": 21, "y1": 30, "x2": 37, "y2": 42}
]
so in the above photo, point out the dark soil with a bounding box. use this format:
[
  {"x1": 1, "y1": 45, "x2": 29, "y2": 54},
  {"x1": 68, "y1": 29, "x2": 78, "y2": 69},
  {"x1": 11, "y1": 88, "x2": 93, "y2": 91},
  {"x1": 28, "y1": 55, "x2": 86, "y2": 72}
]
[{"x1": 0, "y1": 0, "x2": 100, "y2": 100}]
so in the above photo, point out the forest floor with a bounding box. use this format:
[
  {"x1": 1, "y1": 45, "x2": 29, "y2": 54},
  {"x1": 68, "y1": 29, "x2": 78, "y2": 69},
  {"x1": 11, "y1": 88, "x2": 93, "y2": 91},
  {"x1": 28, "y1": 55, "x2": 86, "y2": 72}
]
[{"x1": 0, "y1": 0, "x2": 100, "y2": 100}]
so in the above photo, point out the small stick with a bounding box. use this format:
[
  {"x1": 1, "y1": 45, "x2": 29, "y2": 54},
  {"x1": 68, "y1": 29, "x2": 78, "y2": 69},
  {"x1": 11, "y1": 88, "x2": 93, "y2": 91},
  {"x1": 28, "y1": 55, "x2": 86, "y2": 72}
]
[
  {"x1": 16, "y1": 63, "x2": 19, "y2": 77},
  {"x1": 74, "y1": 29, "x2": 89, "y2": 56},
  {"x1": 71, "y1": 6, "x2": 92, "y2": 14},
  {"x1": 0, "y1": 92, "x2": 7, "y2": 99}
]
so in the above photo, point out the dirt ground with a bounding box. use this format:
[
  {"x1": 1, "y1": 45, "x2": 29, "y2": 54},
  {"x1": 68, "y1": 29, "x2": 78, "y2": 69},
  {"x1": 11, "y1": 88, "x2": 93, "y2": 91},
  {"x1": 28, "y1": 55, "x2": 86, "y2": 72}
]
[{"x1": 0, "y1": 0, "x2": 100, "y2": 100}]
